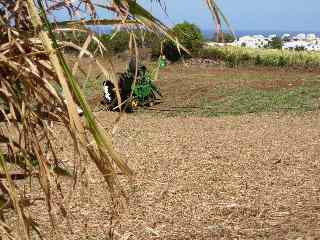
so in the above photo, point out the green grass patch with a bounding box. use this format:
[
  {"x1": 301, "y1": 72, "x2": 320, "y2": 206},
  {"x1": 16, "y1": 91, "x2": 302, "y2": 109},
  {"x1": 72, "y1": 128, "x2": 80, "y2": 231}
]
[{"x1": 203, "y1": 86, "x2": 320, "y2": 116}]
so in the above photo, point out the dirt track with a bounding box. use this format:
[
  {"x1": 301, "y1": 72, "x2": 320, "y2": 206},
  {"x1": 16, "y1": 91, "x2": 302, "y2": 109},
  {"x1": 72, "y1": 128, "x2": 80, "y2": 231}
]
[{"x1": 45, "y1": 111, "x2": 320, "y2": 240}]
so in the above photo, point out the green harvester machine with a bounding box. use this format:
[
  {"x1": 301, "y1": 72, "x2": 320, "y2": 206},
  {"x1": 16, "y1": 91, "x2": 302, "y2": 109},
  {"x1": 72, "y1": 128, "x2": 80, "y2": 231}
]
[{"x1": 102, "y1": 57, "x2": 166, "y2": 111}]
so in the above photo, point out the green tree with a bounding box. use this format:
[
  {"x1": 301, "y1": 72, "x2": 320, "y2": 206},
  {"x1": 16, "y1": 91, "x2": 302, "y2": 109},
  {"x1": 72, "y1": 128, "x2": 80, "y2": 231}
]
[
  {"x1": 267, "y1": 37, "x2": 283, "y2": 49},
  {"x1": 283, "y1": 36, "x2": 291, "y2": 42},
  {"x1": 163, "y1": 21, "x2": 204, "y2": 61},
  {"x1": 105, "y1": 31, "x2": 130, "y2": 53}
]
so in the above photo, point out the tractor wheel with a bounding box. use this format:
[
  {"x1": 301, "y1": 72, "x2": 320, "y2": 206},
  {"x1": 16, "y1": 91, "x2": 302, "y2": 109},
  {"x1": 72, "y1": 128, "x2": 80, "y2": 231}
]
[
  {"x1": 130, "y1": 99, "x2": 139, "y2": 110},
  {"x1": 125, "y1": 98, "x2": 139, "y2": 112}
]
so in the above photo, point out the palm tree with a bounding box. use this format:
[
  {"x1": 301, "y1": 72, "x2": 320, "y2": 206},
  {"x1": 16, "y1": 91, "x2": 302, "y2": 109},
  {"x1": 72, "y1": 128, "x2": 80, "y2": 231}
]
[{"x1": 0, "y1": 1, "x2": 229, "y2": 238}]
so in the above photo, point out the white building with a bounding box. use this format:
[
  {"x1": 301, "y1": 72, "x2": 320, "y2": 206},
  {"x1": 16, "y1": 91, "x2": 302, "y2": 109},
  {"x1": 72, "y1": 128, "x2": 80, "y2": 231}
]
[
  {"x1": 281, "y1": 33, "x2": 290, "y2": 39},
  {"x1": 205, "y1": 42, "x2": 234, "y2": 47},
  {"x1": 294, "y1": 33, "x2": 306, "y2": 40},
  {"x1": 283, "y1": 40, "x2": 307, "y2": 50},
  {"x1": 307, "y1": 33, "x2": 317, "y2": 41},
  {"x1": 268, "y1": 34, "x2": 277, "y2": 40},
  {"x1": 305, "y1": 45, "x2": 320, "y2": 51},
  {"x1": 236, "y1": 35, "x2": 268, "y2": 48},
  {"x1": 253, "y1": 34, "x2": 266, "y2": 39},
  {"x1": 206, "y1": 32, "x2": 320, "y2": 52}
]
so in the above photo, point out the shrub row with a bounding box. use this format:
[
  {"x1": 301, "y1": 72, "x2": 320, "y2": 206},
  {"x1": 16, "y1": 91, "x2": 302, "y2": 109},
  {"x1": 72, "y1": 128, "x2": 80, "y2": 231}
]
[
  {"x1": 199, "y1": 46, "x2": 320, "y2": 68},
  {"x1": 57, "y1": 22, "x2": 204, "y2": 61}
]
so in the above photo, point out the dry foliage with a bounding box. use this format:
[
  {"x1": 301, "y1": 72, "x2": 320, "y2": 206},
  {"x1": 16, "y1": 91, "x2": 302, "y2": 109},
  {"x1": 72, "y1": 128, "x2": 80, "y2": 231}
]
[{"x1": 0, "y1": 0, "x2": 227, "y2": 239}]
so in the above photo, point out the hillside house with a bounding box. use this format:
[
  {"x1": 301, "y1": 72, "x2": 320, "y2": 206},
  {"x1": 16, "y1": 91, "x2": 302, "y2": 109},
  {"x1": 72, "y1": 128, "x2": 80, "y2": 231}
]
[
  {"x1": 236, "y1": 35, "x2": 268, "y2": 48},
  {"x1": 307, "y1": 33, "x2": 317, "y2": 41},
  {"x1": 294, "y1": 33, "x2": 306, "y2": 40},
  {"x1": 283, "y1": 40, "x2": 307, "y2": 50}
]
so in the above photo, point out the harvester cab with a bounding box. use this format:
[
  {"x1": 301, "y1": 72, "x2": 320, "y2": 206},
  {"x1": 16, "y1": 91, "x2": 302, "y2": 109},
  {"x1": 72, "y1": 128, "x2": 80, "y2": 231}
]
[{"x1": 102, "y1": 57, "x2": 165, "y2": 112}]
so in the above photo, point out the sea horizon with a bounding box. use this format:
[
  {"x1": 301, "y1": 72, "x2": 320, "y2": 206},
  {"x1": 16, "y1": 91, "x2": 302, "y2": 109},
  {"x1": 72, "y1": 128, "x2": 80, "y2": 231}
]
[{"x1": 88, "y1": 25, "x2": 320, "y2": 40}]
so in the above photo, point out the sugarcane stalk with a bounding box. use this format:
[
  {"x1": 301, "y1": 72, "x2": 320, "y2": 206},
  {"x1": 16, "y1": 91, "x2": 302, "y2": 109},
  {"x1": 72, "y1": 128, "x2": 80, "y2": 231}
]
[
  {"x1": 0, "y1": 152, "x2": 30, "y2": 240},
  {"x1": 26, "y1": 0, "x2": 132, "y2": 176},
  {"x1": 26, "y1": 0, "x2": 84, "y2": 136}
]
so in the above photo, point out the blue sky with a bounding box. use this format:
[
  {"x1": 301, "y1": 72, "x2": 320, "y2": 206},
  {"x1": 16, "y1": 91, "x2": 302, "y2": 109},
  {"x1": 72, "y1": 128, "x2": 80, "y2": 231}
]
[
  {"x1": 56, "y1": 0, "x2": 319, "y2": 31},
  {"x1": 135, "y1": 0, "x2": 319, "y2": 31}
]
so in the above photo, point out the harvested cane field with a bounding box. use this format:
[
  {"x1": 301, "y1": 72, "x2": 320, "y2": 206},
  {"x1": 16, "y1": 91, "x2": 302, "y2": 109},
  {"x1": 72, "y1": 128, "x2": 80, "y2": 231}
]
[{"x1": 11, "y1": 60, "x2": 320, "y2": 239}]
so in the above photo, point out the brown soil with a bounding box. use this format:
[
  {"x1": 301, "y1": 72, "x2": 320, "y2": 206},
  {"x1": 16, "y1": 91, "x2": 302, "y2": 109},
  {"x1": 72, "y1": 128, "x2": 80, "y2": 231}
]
[
  {"x1": 8, "y1": 63, "x2": 320, "y2": 239},
  {"x1": 28, "y1": 111, "x2": 320, "y2": 240},
  {"x1": 155, "y1": 64, "x2": 320, "y2": 108},
  {"x1": 111, "y1": 112, "x2": 320, "y2": 240}
]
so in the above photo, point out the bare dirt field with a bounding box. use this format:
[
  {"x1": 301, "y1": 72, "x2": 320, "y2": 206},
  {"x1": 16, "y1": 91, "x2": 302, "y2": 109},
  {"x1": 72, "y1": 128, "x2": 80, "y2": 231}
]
[
  {"x1": 34, "y1": 110, "x2": 320, "y2": 240},
  {"x1": 11, "y1": 61, "x2": 320, "y2": 239},
  {"x1": 113, "y1": 111, "x2": 320, "y2": 240}
]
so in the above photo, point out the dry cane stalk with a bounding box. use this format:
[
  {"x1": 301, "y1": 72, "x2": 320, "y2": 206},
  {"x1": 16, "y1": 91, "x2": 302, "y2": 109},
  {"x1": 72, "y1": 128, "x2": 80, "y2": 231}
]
[
  {"x1": 26, "y1": 0, "x2": 85, "y2": 138},
  {"x1": 0, "y1": 155, "x2": 30, "y2": 240},
  {"x1": 26, "y1": 0, "x2": 131, "y2": 216}
]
